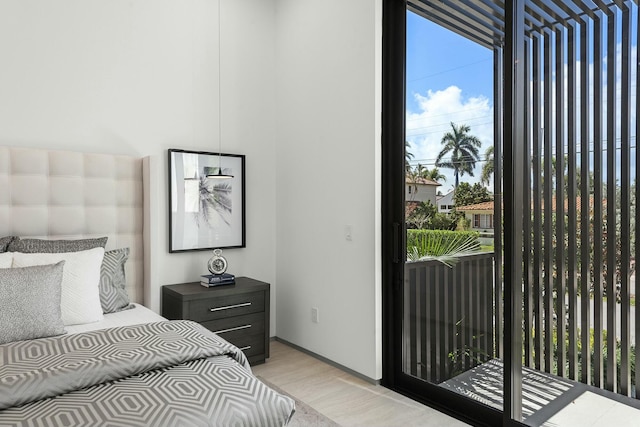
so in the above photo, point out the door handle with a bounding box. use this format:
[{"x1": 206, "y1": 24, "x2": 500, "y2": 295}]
[{"x1": 393, "y1": 222, "x2": 400, "y2": 263}]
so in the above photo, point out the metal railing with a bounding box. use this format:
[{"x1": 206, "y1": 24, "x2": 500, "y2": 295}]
[{"x1": 404, "y1": 252, "x2": 495, "y2": 383}]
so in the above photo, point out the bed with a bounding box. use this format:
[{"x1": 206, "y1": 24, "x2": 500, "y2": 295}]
[{"x1": 0, "y1": 147, "x2": 295, "y2": 426}]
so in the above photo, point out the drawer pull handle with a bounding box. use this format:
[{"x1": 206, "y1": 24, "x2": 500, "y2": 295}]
[
  {"x1": 210, "y1": 302, "x2": 251, "y2": 312},
  {"x1": 239, "y1": 345, "x2": 252, "y2": 351},
  {"x1": 214, "y1": 324, "x2": 252, "y2": 334}
]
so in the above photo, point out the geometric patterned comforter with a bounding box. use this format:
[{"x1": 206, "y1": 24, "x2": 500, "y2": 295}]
[{"x1": 0, "y1": 321, "x2": 295, "y2": 426}]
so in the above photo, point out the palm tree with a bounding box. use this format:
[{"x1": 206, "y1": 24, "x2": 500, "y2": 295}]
[
  {"x1": 405, "y1": 141, "x2": 414, "y2": 173},
  {"x1": 409, "y1": 164, "x2": 446, "y2": 184},
  {"x1": 413, "y1": 163, "x2": 427, "y2": 179},
  {"x1": 423, "y1": 167, "x2": 446, "y2": 183},
  {"x1": 480, "y1": 145, "x2": 494, "y2": 186},
  {"x1": 435, "y1": 122, "x2": 482, "y2": 188},
  {"x1": 196, "y1": 174, "x2": 232, "y2": 227},
  {"x1": 406, "y1": 164, "x2": 422, "y2": 201}
]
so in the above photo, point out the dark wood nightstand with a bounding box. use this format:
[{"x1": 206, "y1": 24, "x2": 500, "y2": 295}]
[{"x1": 161, "y1": 277, "x2": 270, "y2": 366}]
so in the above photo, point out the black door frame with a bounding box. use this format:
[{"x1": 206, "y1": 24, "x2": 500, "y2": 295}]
[{"x1": 380, "y1": 1, "x2": 524, "y2": 425}]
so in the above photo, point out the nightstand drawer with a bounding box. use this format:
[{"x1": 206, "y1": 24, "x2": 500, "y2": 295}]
[
  {"x1": 201, "y1": 313, "x2": 265, "y2": 357},
  {"x1": 189, "y1": 291, "x2": 264, "y2": 322},
  {"x1": 228, "y1": 333, "x2": 265, "y2": 358},
  {"x1": 201, "y1": 312, "x2": 264, "y2": 336}
]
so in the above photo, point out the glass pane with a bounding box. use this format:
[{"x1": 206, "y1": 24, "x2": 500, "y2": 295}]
[{"x1": 402, "y1": 9, "x2": 501, "y2": 411}]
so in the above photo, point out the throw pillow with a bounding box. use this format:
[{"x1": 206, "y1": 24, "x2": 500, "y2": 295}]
[
  {"x1": 12, "y1": 248, "x2": 105, "y2": 326},
  {"x1": 100, "y1": 248, "x2": 132, "y2": 313},
  {"x1": 0, "y1": 262, "x2": 66, "y2": 344},
  {"x1": 8, "y1": 237, "x2": 108, "y2": 253}
]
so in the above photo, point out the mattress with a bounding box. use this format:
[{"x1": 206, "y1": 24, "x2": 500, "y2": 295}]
[{"x1": 64, "y1": 303, "x2": 166, "y2": 334}]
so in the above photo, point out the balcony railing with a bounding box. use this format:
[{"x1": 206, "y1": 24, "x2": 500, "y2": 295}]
[
  {"x1": 404, "y1": 250, "x2": 638, "y2": 407},
  {"x1": 404, "y1": 252, "x2": 495, "y2": 383}
]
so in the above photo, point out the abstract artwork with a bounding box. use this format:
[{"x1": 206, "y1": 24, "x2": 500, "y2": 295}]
[{"x1": 168, "y1": 149, "x2": 245, "y2": 252}]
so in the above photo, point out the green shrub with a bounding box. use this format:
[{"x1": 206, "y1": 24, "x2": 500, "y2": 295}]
[
  {"x1": 546, "y1": 328, "x2": 636, "y2": 394},
  {"x1": 407, "y1": 229, "x2": 480, "y2": 251},
  {"x1": 407, "y1": 229, "x2": 480, "y2": 267}
]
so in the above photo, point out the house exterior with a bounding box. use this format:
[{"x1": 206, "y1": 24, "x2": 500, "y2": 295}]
[
  {"x1": 456, "y1": 196, "x2": 595, "y2": 235},
  {"x1": 456, "y1": 201, "x2": 494, "y2": 233},
  {"x1": 436, "y1": 190, "x2": 455, "y2": 213},
  {"x1": 405, "y1": 176, "x2": 440, "y2": 205}
]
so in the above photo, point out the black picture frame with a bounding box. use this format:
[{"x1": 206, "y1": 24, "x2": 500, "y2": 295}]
[{"x1": 168, "y1": 149, "x2": 246, "y2": 252}]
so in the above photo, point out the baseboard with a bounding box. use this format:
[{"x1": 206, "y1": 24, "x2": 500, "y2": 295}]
[{"x1": 271, "y1": 336, "x2": 380, "y2": 386}]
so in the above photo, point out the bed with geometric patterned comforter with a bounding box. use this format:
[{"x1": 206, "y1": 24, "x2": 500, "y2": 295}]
[{"x1": 0, "y1": 320, "x2": 295, "y2": 426}]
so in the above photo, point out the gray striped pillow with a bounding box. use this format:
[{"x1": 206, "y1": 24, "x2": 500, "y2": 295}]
[
  {"x1": 99, "y1": 248, "x2": 132, "y2": 313},
  {"x1": 8, "y1": 237, "x2": 107, "y2": 253},
  {"x1": 0, "y1": 236, "x2": 16, "y2": 253}
]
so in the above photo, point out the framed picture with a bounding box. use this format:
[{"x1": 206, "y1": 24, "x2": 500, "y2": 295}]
[{"x1": 168, "y1": 149, "x2": 245, "y2": 252}]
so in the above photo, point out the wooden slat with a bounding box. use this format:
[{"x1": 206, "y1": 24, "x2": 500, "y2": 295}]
[
  {"x1": 472, "y1": 259, "x2": 481, "y2": 371},
  {"x1": 555, "y1": 25, "x2": 567, "y2": 378},
  {"x1": 446, "y1": 264, "x2": 455, "y2": 379},
  {"x1": 410, "y1": 267, "x2": 418, "y2": 377},
  {"x1": 532, "y1": 33, "x2": 544, "y2": 372},
  {"x1": 419, "y1": 266, "x2": 428, "y2": 380},
  {"x1": 523, "y1": 38, "x2": 534, "y2": 369},
  {"x1": 543, "y1": 29, "x2": 554, "y2": 374},
  {"x1": 484, "y1": 255, "x2": 493, "y2": 362},
  {"x1": 635, "y1": 0, "x2": 640, "y2": 401},
  {"x1": 493, "y1": 46, "x2": 504, "y2": 360},
  {"x1": 464, "y1": 261, "x2": 472, "y2": 370},
  {"x1": 605, "y1": 7, "x2": 617, "y2": 393},
  {"x1": 592, "y1": 11, "x2": 605, "y2": 389},
  {"x1": 503, "y1": 0, "x2": 526, "y2": 419},
  {"x1": 579, "y1": 15, "x2": 592, "y2": 387},
  {"x1": 618, "y1": 3, "x2": 631, "y2": 397},
  {"x1": 566, "y1": 22, "x2": 579, "y2": 381},
  {"x1": 436, "y1": 264, "x2": 445, "y2": 382},
  {"x1": 455, "y1": 259, "x2": 464, "y2": 374},
  {"x1": 428, "y1": 265, "x2": 436, "y2": 382}
]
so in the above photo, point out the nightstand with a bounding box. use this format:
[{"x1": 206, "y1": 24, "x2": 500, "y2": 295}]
[{"x1": 161, "y1": 277, "x2": 270, "y2": 365}]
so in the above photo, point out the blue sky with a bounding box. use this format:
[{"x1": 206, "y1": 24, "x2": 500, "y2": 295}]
[
  {"x1": 406, "y1": 11, "x2": 495, "y2": 193},
  {"x1": 405, "y1": 10, "x2": 640, "y2": 192}
]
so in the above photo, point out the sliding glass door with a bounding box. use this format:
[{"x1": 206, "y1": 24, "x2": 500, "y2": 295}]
[
  {"x1": 382, "y1": 0, "x2": 503, "y2": 424},
  {"x1": 383, "y1": 1, "x2": 640, "y2": 425}
]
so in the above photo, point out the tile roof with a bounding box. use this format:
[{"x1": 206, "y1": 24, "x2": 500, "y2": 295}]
[
  {"x1": 456, "y1": 201, "x2": 494, "y2": 211},
  {"x1": 456, "y1": 196, "x2": 603, "y2": 212},
  {"x1": 405, "y1": 177, "x2": 441, "y2": 186}
]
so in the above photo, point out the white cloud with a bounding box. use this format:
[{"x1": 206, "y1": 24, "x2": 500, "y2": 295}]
[{"x1": 406, "y1": 86, "x2": 494, "y2": 193}]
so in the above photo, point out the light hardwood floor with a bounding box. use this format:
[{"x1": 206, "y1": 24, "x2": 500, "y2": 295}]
[{"x1": 252, "y1": 340, "x2": 470, "y2": 427}]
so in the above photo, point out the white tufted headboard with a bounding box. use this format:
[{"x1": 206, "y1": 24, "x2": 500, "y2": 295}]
[{"x1": 0, "y1": 147, "x2": 145, "y2": 304}]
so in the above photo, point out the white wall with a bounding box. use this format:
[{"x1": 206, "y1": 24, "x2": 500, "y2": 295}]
[
  {"x1": 0, "y1": 0, "x2": 384, "y2": 381},
  {"x1": 275, "y1": 0, "x2": 383, "y2": 380},
  {"x1": 0, "y1": 0, "x2": 279, "y2": 334}
]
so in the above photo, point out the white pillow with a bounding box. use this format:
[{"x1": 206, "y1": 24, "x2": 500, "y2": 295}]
[
  {"x1": 12, "y1": 247, "x2": 105, "y2": 326},
  {"x1": 0, "y1": 252, "x2": 12, "y2": 268}
]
